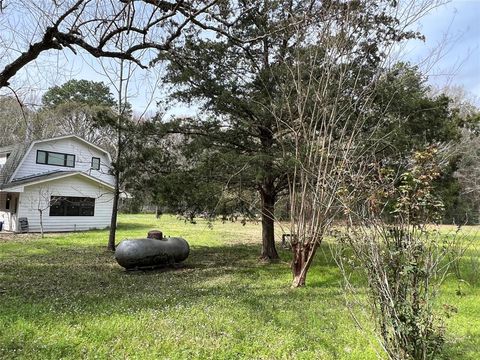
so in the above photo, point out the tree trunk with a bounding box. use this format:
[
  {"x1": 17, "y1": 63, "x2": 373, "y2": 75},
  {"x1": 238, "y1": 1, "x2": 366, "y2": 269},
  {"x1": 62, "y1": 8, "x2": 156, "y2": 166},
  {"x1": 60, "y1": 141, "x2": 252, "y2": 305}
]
[
  {"x1": 38, "y1": 209, "x2": 44, "y2": 239},
  {"x1": 107, "y1": 172, "x2": 120, "y2": 251},
  {"x1": 108, "y1": 80, "x2": 123, "y2": 252},
  {"x1": 291, "y1": 240, "x2": 318, "y2": 287},
  {"x1": 259, "y1": 189, "x2": 279, "y2": 261}
]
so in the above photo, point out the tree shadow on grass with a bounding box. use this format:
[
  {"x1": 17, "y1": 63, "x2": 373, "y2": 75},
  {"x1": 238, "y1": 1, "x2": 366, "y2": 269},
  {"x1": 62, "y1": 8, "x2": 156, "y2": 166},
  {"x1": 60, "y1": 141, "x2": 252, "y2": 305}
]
[
  {"x1": 1, "y1": 239, "x2": 477, "y2": 359},
  {"x1": 116, "y1": 221, "x2": 154, "y2": 231},
  {"x1": 0, "y1": 240, "x2": 344, "y2": 308}
]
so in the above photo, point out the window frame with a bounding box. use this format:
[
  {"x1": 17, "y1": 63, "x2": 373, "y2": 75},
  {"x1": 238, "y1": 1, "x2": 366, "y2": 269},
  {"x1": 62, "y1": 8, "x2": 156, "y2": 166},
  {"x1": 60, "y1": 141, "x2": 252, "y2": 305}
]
[
  {"x1": 36, "y1": 150, "x2": 75, "y2": 168},
  {"x1": 91, "y1": 157, "x2": 101, "y2": 170},
  {"x1": 49, "y1": 196, "x2": 95, "y2": 217}
]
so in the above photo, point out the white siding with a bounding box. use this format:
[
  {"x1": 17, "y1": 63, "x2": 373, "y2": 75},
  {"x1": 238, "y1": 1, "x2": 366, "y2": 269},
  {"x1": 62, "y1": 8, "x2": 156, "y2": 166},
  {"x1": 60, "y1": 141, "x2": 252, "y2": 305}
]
[
  {"x1": 0, "y1": 192, "x2": 18, "y2": 232},
  {"x1": 17, "y1": 175, "x2": 114, "y2": 232},
  {"x1": 0, "y1": 153, "x2": 8, "y2": 166},
  {"x1": 13, "y1": 138, "x2": 114, "y2": 185},
  {"x1": 0, "y1": 209, "x2": 14, "y2": 231}
]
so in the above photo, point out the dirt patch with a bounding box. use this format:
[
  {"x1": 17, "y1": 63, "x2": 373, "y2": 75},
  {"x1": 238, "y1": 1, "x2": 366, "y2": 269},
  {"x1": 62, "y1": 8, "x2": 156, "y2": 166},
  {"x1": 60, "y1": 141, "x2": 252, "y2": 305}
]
[{"x1": 0, "y1": 232, "x2": 46, "y2": 242}]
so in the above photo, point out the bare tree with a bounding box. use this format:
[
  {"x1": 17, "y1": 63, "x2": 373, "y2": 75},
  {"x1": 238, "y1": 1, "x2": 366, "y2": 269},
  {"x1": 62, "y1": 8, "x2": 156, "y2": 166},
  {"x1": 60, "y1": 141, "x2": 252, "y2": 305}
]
[
  {"x1": 91, "y1": 30, "x2": 167, "y2": 250},
  {"x1": 0, "y1": 0, "x2": 227, "y2": 90},
  {"x1": 270, "y1": 0, "x2": 444, "y2": 287},
  {"x1": 454, "y1": 128, "x2": 480, "y2": 223},
  {"x1": 0, "y1": 96, "x2": 31, "y2": 146},
  {"x1": 35, "y1": 187, "x2": 56, "y2": 238},
  {"x1": 106, "y1": 56, "x2": 132, "y2": 251}
]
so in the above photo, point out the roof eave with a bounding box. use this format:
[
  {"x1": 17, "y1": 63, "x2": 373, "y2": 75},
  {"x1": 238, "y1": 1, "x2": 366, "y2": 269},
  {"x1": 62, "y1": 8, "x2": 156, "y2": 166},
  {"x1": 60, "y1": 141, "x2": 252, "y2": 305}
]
[{"x1": 1, "y1": 172, "x2": 114, "y2": 191}]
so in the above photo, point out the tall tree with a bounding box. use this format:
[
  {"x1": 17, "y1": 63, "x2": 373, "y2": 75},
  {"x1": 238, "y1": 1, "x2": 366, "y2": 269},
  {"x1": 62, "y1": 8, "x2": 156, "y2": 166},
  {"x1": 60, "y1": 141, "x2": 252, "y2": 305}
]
[
  {"x1": 370, "y1": 64, "x2": 479, "y2": 225},
  {"x1": 452, "y1": 113, "x2": 480, "y2": 224},
  {"x1": 104, "y1": 57, "x2": 133, "y2": 252},
  {"x1": 0, "y1": 96, "x2": 32, "y2": 145},
  {"x1": 157, "y1": 0, "x2": 429, "y2": 262},
  {"x1": 159, "y1": 1, "x2": 314, "y2": 260},
  {"x1": 41, "y1": 80, "x2": 116, "y2": 144},
  {"x1": 278, "y1": 58, "x2": 463, "y2": 286},
  {"x1": 42, "y1": 80, "x2": 115, "y2": 108},
  {"x1": 371, "y1": 64, "x2": 461, "y2": 158}
]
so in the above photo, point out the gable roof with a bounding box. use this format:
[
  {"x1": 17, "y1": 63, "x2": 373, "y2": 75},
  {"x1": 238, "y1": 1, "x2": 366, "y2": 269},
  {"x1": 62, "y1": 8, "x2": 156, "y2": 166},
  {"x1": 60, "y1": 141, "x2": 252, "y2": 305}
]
[
  {"x1": 0, "y1": 135, "x2": 112, "y2": 185},
  {"x1": 0, "y1": 170, "x2": 115, "y2": 191}
]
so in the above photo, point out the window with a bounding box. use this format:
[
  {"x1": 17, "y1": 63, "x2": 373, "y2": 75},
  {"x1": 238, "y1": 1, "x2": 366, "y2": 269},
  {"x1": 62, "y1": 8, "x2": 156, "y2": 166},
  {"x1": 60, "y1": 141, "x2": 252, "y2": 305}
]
[
  {"x1": 5, "y1": 195, "x2": 10, "y2": 210},
  {"x1": 36, "y1": 150, "x2": 75, "y2": 168},
  {"x1": 91, "y1": 157, "x2": 100, "y2": 170},
  {"x1": 49, "y1": 196, "x2": 95, "y2": 216}
]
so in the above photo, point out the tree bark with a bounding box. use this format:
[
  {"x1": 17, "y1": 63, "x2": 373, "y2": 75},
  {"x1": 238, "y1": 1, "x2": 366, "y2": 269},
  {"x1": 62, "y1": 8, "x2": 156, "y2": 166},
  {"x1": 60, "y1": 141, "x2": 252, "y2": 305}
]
[
  {"x1": 107, "y1": 61, "x2": 125, "y2": 252},
  {"x1": 108, "y1": 173, "x2": 120, "y2": 251},
  {"x1": 291, "y1": 240, "x2": 318, "y2": 287},
  {"x1": 107, "y1": 119, "x2": 121, "y2": 251},
  {"x1": 38, "y1": 209, "x2": 44, "y2": 239},
  {"x1": 259, "y1": 188, "x2": 279, "y2": 261}
]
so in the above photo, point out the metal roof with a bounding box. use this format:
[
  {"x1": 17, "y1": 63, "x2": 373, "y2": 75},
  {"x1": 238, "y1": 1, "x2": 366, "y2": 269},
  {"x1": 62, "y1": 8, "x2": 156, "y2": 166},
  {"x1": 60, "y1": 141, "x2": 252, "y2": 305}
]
[{"x1": 0, "y1": 170, "x2": 114, "y2": 191}]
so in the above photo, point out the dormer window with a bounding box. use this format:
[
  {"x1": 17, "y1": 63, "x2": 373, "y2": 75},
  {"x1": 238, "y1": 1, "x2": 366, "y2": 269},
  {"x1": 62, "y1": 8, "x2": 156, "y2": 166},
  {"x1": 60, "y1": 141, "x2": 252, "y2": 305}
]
[
  {"x1": 91, "y1": 157, "x2": 100, "y2": 170},
  {"x1": 36, "y1": 150, "x2": 75, "y2": 168}
]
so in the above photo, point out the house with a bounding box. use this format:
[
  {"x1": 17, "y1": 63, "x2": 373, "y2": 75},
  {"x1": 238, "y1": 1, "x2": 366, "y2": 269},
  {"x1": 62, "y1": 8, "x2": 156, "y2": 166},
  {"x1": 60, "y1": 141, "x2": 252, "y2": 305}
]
[{"x1": 0, "y1": 135, "x2": 115, "y2": 233}]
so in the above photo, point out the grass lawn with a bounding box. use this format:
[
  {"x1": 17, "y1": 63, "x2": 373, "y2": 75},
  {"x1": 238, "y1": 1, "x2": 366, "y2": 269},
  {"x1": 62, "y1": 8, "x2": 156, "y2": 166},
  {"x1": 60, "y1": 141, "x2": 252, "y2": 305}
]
[{"x1": 0, "y1": 214, "x2": 479, "y2": 359}]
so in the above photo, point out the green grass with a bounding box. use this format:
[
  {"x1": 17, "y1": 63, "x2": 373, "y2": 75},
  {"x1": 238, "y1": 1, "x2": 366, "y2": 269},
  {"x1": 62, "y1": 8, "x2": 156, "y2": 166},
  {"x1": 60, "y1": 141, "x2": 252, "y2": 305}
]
[{"x1": 0, "y1": 215, "x2": 479, "y2": 359}]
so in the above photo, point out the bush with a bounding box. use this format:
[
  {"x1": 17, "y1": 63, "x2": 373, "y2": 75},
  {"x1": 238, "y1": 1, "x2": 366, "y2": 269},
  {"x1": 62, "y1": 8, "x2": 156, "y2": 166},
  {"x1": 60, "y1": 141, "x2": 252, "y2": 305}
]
[{"x1": 337, "y1": 146, "x2": 459, "y2": 359}]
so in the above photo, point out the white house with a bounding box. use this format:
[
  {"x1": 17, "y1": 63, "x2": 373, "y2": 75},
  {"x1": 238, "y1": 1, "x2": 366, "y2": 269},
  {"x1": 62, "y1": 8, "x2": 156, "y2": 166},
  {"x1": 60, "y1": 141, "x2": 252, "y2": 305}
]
[{"x1": 0, "y1": 135, "x2": 115, "y2": 233}]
